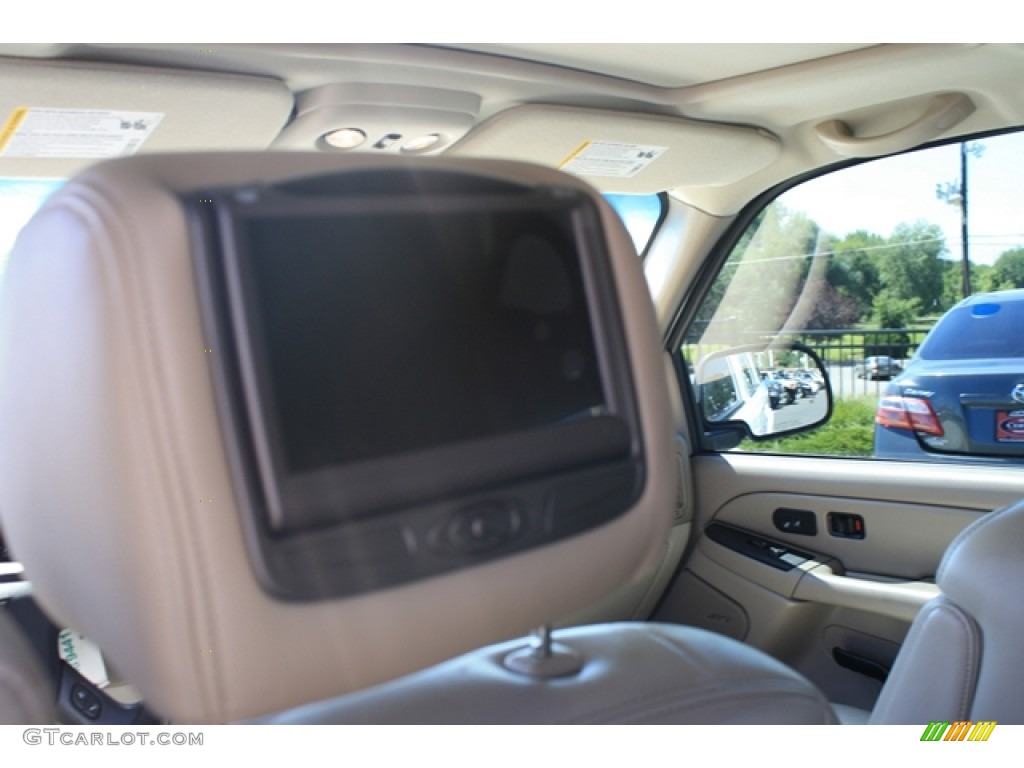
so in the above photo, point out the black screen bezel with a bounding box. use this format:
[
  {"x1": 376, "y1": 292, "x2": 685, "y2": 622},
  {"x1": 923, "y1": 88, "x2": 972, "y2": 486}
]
[{"x1": 188, "y1": 168, "x2": 645, "y2": 600}]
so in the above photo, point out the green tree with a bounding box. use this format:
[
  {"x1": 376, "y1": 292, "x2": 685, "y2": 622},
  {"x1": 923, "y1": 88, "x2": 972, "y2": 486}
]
[
  {"x1": 828, "y1": 230, "x2": 883, "y2": 319},
  {"x1": 877, "y1": 221, "x2": 947, "y2": 313},
  {"x1": 989, "y1": 247, "x2": 1024, "y2": 290},
  {"x1": 803, "y1": 279, "x2": 861, "y2": 331},
  {"x1": 872, "y1": 292, "x2": 920, "y2": 329},
  {"x1": 941, "y1": 261, "x2": 993, "y2": 307},
  {"x1": 695, "y1": 202, "x2": 823, "y2": 342}
]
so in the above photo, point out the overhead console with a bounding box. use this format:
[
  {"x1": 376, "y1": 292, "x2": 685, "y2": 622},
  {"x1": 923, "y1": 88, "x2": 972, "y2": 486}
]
[{"x1": 187, "y1": 165, "x2": 647, "y2": 601}]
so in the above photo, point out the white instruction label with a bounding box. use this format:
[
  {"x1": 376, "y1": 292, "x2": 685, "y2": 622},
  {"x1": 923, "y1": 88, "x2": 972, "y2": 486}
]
[
  {"x1": 58, "y1": 629, "x2": 110, "y2": 688},
  {"x1": 559, "y1": 141, "x2": 667, "y2": 178},
  {"x1": 0, "y1": 108, "x2": 164, "y2": 159}
]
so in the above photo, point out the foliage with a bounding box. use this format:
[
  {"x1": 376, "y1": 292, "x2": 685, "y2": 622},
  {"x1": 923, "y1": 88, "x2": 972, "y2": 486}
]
[
  {"x1": 691, "y1": 202, "x2": 822, "y2": 344},
  {"x1": 827, "y1": 230, "x2": 883, "y2": 315},
  {"x1": 687, "y1": 181, "x2": 972, "y2": 357},
  {"x1": 987, "y1": 247, "x2": 1024, "y2": 290},
  {"x1": 876, "y1": 221, "x2": 947, "y2": 312},
  {"x1": 871, "y1": 292, "x2": 920, "y2": 330},
  {"x1": 802, "y1": 279, "x2": 861, "y2": 331},
  {"x1": 740, "y1": 397, "x2": 877, "y2": 457},
  {"x1": 942, "y1": 262, "x2": 968, "y2": 307}
]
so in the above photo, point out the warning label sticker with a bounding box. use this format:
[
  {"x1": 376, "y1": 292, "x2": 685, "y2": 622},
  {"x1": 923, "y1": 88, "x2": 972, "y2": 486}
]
[
  {"x1": 558, "y1": 141, "x2": 667, "y2": 178},
  {"x1": 58, "y1": 629, "x2": 110, "y2": 688},
  {"x1": 0, "y1": 108, "x2": 164, "y2": 159}
]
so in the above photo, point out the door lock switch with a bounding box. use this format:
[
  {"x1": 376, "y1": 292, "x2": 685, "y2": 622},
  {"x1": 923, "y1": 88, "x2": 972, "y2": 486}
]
[{"x1": 828, "y1": 512, "x2": 865, "y2": 539}]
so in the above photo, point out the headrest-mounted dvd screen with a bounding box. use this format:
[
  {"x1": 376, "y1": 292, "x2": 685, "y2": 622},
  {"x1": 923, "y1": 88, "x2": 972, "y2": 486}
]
[{"x1": 188, "y1": 167, "x2": 645, "y2": 600}]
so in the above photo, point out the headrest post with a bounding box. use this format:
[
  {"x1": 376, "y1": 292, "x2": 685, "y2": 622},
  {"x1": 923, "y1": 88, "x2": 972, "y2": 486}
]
[{"x1": 503, "y1": 625, "x2": 583, "y2": 679}]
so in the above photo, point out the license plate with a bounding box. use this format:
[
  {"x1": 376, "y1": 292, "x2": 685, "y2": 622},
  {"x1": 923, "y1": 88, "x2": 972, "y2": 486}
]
[{"x1": 996, "y1": 410, "x2": 1024, "y2": 442}]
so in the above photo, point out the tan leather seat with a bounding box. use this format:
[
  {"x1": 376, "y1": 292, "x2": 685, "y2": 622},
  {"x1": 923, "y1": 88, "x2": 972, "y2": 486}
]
[
  {"x1": 870, "y1": 499, "x2": 1024, "y2": 724},
  {"x1": 260, "y1": 622, "x2": 836, "y2": 725},
  {"x1": 0, "y1": 152, "x2": 835, "y2": 724}
]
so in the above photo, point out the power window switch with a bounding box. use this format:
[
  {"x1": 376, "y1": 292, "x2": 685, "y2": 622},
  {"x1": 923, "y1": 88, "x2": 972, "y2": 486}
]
[{"x1": 773, "y1": 508, "x2": 817, "y2": 536}]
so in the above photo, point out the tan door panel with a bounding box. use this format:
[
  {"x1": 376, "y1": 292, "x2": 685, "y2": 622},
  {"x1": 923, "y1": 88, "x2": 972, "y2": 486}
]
[
  {"x1": 657, "y1": 451, "x2": 1024, "y2": 711},
  {"x1": 711, "y1": 493, "x2": 979, "y2": 580},
  {"x1": 795, "y1": 563, "x2": 939, "y2": 623},
  {"x1": 692, "y1": 453, "x2": 1024, "y2": 520}
]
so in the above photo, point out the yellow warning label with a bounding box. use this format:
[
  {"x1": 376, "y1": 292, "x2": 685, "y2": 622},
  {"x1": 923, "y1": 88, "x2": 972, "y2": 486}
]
[
  {"x1": 0, "y1": 108, "x2": 164, "y2": 159},
  {"x1": 560, "y1": 141, "x2": 668, "y2": 178},
  {"x1": 0, "y1": 107, "x2": 28, "y2": 154},
  {"x1": 558, "y1": 141, "x2": 592, "y2": 169}
]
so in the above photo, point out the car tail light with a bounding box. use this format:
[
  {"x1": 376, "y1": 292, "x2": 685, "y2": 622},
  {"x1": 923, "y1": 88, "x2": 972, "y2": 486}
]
[{"x1": 875, "y1": 395, "x2": 944, "y2": 436}]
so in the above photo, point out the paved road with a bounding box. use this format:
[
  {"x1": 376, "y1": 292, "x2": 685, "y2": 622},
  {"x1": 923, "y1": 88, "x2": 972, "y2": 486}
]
[{"x1": 769, "y1": 390, "x2": 829, "y2": 432}]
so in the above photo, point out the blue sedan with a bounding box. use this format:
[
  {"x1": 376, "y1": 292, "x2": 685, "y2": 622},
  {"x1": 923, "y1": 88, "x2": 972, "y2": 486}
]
[{"x1": 874, "y1": 289, "x2": 1024, "y2": 463}]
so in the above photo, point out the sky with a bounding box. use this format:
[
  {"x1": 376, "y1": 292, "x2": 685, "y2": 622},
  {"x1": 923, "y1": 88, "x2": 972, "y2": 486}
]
[
  {"x1": 0, "y1": 179, "x2": 62, "y2": 274},
  {"x1": 782, "y1": 130, "x2": 1024, "y2": 266}
]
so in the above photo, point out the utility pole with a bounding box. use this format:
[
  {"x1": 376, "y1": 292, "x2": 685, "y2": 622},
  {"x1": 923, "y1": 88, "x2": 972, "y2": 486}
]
[{"x1": 936, "y1": 141, "x2": 985, "y2": 300}]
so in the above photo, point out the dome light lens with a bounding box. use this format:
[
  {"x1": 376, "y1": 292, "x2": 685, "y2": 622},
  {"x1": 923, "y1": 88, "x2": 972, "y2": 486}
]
[
  {"x1": 323, "y1": 128, "x2": 367, "y2": 150},
  {"x1": 401, "y1": 133, "x2": 442, "y2": 153}
]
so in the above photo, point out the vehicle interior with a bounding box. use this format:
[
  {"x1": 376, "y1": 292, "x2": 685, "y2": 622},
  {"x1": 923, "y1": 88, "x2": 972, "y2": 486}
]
[{"x1": 2, "y1": 42, "x2": 1024, "y2": 728}]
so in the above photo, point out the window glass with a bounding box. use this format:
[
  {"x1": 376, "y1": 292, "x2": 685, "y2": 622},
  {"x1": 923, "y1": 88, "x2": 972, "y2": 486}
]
[
  {"x1": 604, "y1": 193, "x2": 663, "y2": 255},
  {"x1": 682, "y1": 130, "x2": 1024, "y2": 464},
  {"x1": 0, "y1": 179, "x2": 64, "y2": 279}
]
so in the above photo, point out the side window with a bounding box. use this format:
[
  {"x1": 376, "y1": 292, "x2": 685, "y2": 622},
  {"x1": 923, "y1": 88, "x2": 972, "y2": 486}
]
[
  {"x1": 682, "y1": 130, "x2": 1024, "y2": 465},
  {"x1": 604, "y1": 193, "x2": 664, "y2": 256},
  {"x1": 0, "y1": 179, "x2": 64, "y2": 275}
]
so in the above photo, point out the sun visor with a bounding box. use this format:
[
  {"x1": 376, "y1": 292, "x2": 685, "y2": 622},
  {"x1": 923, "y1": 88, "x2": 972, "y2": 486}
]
[
  {"x1": 0, "y1": 58, "x2": 293, "y2": 178},
  {"x1": 448, "y1": 105, "x2": 781, "y2": 194}
]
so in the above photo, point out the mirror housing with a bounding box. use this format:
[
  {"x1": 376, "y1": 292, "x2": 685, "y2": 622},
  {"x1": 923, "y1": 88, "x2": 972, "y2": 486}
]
[{"x1": 694, "y1": 342, "x2": 832, "y2": 448}]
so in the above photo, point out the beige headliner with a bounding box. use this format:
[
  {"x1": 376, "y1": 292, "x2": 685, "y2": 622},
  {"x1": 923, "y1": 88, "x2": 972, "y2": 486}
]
[
  {"x1": 446, "y1": 44, "x2": 880, "y2": 88},
  {"x1": 1, "y1": 43, "x2": 1023, "y2": 214}
]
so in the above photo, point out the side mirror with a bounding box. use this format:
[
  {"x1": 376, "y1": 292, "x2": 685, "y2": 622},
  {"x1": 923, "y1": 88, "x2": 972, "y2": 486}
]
[{"x1": 694, "y1": 342, "x2": 832, "y2": 445}]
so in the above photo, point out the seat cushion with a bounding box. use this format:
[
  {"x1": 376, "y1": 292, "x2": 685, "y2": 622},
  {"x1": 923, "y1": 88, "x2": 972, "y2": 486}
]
[{"x1": 260, "y1": 622, "x2": 839, "y2": 725}]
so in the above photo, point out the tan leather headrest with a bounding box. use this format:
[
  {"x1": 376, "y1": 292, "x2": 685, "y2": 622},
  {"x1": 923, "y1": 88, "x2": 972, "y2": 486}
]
[{"x1": 0, "y1": 153, "x2": 675, "y2": 722}]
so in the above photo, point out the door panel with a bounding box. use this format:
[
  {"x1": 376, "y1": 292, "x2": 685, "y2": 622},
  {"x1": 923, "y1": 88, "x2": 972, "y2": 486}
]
[
  {"x1": 712, "y1": 492, "x2": 977, "y2": 580},
  {"x1": 656, "y1": 451, "x2": 1024, "y2": 710}
]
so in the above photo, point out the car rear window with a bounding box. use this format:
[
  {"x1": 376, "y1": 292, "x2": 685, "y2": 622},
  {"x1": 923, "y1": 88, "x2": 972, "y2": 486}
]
[{"x1": 917, "y1": 299, "x2": 1024, "y2": 360}]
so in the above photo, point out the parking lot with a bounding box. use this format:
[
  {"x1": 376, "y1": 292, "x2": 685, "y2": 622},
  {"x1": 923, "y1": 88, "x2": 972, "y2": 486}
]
[
  {"x1": 824, "y1": 362, "x2": 904, "y2": 401},
  {"x1": 768, "y1": 389, "x2": 828, "y2": 432}
]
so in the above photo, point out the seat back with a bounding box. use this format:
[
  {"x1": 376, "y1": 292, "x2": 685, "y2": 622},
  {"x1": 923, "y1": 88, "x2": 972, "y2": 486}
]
[
  {"x1": 0, "y1": 153, "x2": 677, "y2": 723},
  {"x1": 870, "y1": 500, "x2": 1024, "y2": 724}
]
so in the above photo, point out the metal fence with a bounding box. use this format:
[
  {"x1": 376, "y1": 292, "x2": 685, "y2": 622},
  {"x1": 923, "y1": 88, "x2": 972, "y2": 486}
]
[
  {"x1": 683, "y1": 327, "x2": 931, "y2": 402},
  {"x1": 798, "y1": 328, "x2": 930, "y2": 400}
]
